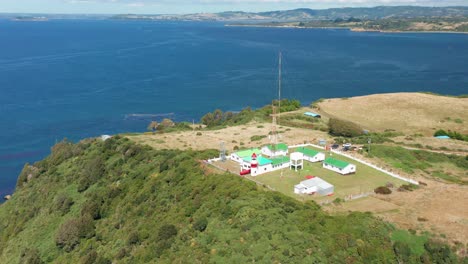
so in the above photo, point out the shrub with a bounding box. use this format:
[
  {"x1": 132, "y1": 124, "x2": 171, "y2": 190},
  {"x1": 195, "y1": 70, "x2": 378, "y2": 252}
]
[
  {"x1": 81, "y1": 250, "x2": 97, "y2": 264},
  {"x1": 398, "y1": 184, "x2": 418, "y2": 192},
  {"x1": 81, "y1": 200, "x2": 101, "y2": 220},
  {"x1": 193, "y1": 218, "x2": 208, "y2": 232},
  {"x1": 328, "y1": 118, "x2": 363, "y2": 137},
  {"x1": 434, "y1": 129, "x2": 448, "y2": 137},
  {"x1": 250, "y1": 135, "x2": 267, "y2": 141},
  {"x1": 55, "y1": 215, "x2": 95, "y2": 252},
  {"x1": 19, "y1": 248, "x2": 43, "y2": 264},
  {"x1": 54, "y1": 194, "x2": 74, "y2": 215},
  {"x1": 196, "y1": 132, "x2": 202, "y2": 136},
  {"x1": 374, "y1": 186, "x2": 392, "y2": 195},
  {"x1": 127, "y1": 231, "x2": 140, "y2": 245},
  {"x1": 157, "y1": 224, "x2": 178, "y2": 241}
]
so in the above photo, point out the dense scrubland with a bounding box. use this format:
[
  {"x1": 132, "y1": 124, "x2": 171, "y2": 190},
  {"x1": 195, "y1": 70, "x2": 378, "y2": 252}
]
[{"x1": 0, "y1": 137, "x2": 463, "y2": 263}]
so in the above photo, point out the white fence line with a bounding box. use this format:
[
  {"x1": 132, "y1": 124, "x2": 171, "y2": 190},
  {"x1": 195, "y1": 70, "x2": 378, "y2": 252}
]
[{"x1": 288, "y1": 144, "x2": 419, "y2": 185}]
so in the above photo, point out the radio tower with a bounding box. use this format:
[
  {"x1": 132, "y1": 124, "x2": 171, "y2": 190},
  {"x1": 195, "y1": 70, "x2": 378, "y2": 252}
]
[{"x1": 270, "y1": 52, "x2": 282, "y2": 147}]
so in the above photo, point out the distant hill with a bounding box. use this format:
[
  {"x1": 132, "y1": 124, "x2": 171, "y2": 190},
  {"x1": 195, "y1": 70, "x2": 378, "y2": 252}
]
[{"x1": 112, "y1": 6, "x2": 468, "y2": 22}]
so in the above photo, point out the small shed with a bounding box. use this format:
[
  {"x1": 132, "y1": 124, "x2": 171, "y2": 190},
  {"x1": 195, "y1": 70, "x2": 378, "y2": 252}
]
[
  {"x1": 304, "y1": 112, "x2": 321, "y2": 118},
  {"x1": 261, "y1": 143, "x2": 288, "y2": 157},
  {"x1": 323, "y1": 157, "x2": 356, "y2": 175},
  {"x1": 296, "y1": 147, "x2": 325, "y2": 162},
  {"x1": 294, "y1": 177, "x2": 334, "y2": 196}
]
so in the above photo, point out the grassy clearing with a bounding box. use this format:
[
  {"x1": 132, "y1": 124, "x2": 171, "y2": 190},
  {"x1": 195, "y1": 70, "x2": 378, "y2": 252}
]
[
  {"x1": 247, "y1": 146, "x2": 405, "y2": 201},
  {"x1": 391, "y1": 230, "x2": 428, "y2": 256},
  {"x1": 368, "y1": 145, "x2": 468, "y2": 184}
]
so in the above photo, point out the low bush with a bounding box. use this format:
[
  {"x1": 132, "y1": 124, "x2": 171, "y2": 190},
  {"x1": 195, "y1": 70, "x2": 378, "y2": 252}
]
[
  {"x1": 55, "y1": 215, "x2": 95, "y2": 252},
  {"x1": 329, "y1": 118, "x2": 363, "y2": 137},
  {"x1": 374, "y1": 186, "x2": 392, "y2": 195}
]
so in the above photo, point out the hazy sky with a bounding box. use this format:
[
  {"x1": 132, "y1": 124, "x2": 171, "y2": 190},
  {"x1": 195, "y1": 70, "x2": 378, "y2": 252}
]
[{"x1": 1, "y1": 0, "x2": 467, "y2": 14}]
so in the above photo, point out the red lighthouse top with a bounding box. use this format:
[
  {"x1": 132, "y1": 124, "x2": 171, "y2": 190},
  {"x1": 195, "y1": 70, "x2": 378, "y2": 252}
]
[{"x1": 251, "y1": 153, "x2": 257, "y2": 159}]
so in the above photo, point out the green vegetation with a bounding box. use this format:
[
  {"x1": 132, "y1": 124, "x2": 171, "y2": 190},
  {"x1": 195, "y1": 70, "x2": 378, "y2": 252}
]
[
  {"x1": 1, "y1": 138, "x2": 462, "y2": 263},
  {"x1": 334, "y1": 130, "x2": 403, "y2": 145},
  {"x1": 328, "y1": 118, "x2": 363, "y2": 137},
  {"x1": 434, "y1": 129, "x2": 468, "y2": 142},
  {"x1": 366, "y1": 145, "x2": 468, "y2": 185},
  {"x1": 250, "y1": 135, "x2": 267, "y2": 141},
  {"x1": 200, "y1": 99, "x2": 301, "y2": 128},
  {"x1": 279, "y1": 113, "x2": 328, "y2": 131},
  {"x1": 147, "y1": 119, "x2": 192, "y2": 134}
]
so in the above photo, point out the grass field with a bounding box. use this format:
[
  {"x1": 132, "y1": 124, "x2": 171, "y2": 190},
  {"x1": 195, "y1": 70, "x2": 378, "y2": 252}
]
[
  {"x1": 246, "y1": 146, "x2": 406, "y2": 202},
  {"x1": 318, "y1": 92, "x2": 468, "y2": 134}
]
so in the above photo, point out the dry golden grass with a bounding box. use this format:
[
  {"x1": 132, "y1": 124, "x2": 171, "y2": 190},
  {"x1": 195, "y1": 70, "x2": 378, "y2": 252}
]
[
  {"x1": 329, "y1": 180, "x2": 468, "y2": 245},
  {"x1": 318, "y1": 93, "x2": 468, "y2": 134},
  {"x1": 128, "y1": 121, "x2": 331, "y2": 152}
]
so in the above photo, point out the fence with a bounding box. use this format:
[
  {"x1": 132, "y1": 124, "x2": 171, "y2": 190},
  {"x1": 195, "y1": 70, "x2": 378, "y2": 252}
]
[{"x1": 288, "y1": 143, "x2": 419, "y2": 185}]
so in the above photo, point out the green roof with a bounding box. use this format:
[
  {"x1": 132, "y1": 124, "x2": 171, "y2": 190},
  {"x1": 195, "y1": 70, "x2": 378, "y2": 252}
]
[
  {"x1": 296, "y1": 147, "x2": 321, "y2": 157},
  {"x1": 243, "y1": 156, "x2": 272, "y2": 166},
  {"x1": 264, "y1": 143, "x2": 288, "y2": 151},
  {"x1": 324, "y1": 157, "x2": 350, "y2": 169},
  {"x1": 271, "y1": 156, "x2": 290, "y2": 166},
  {"x1": 235, "y1": 148, "x2": 261, "y2": 158}
]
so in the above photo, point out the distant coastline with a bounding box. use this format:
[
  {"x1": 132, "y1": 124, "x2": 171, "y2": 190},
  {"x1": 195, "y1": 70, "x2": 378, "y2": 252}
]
[{"x1": 226, "y1": 23, "x2": 468, "y2": 34}]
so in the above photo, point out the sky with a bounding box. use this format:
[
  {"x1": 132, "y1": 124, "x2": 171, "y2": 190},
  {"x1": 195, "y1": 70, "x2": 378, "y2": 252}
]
[{"x1": 1, "y1": 0, "x2": 467, "y2": 14}]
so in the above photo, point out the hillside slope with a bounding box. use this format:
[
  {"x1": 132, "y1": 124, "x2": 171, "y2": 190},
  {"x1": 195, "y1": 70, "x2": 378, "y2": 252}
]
[
  {"x1": 0, "y1": 137, "x2": 461, "y2": 263},
  {"x1": 318, "y1": 93, "x2": 468, "y2": 134}
]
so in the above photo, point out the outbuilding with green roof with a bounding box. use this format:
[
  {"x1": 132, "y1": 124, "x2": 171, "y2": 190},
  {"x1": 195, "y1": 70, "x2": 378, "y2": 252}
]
[
  {"x1": 323, "y1": 157, "x2": 356, "y2": 175},
  {"x1": 295, "y1": 147, "x2": 325, "y2": 163},
  {"x1": 230, "y1": 148, "x2": 261, "y2": 163},
  {"x1": 261, "y1": 143, "x2": 288, "y2": 157}
]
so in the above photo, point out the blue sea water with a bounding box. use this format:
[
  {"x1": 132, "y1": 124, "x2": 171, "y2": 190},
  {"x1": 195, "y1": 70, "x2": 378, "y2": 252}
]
[{"x1": 0, "y1": 19, "x2": 467, "y2": 197}]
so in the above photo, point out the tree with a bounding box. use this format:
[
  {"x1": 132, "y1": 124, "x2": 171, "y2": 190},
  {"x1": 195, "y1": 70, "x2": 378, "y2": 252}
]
[{"x1": 147, "y1": 121, "x2": 159, "y2": 133}]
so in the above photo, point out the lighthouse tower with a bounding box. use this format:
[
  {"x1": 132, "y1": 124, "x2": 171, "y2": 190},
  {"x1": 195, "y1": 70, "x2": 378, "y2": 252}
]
[
  {"x1": 250, "y1": 153, "x2": 258, "y2": 175},
  {"x1": 251, "y1": 153, "x2": 258, "y2": 168}
]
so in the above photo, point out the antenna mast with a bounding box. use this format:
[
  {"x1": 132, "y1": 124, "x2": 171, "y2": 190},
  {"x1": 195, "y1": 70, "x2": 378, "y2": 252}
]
[{"x1": 270, "y1": 52, "x2": 282, "y2": 147}]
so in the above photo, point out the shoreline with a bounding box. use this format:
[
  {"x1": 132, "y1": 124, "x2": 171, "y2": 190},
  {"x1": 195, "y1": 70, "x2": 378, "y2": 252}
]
[{"x1": 226, "y1": 24, "x2": 468, "y2": 34}]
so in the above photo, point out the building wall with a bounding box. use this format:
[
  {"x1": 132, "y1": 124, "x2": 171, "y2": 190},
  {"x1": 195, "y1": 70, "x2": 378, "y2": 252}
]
[
  {"x1": 230, "y1": 153, "x2": 242, "y2": 163},
  {"x1": 251, "y1": 164, "x2": 273, "y2": 176},
  {"x1": 304, "y1": 152, "x2": 325, "y2": 163},
  {"x1": 318, "y1": 186, "x2": 334, "y2": 196},
  {"x1": 323, "y1": 163, "x2": 356, "y2": 175},
  {"x1": 261, "y1": 147, "x2": 288, "y2": 157}
]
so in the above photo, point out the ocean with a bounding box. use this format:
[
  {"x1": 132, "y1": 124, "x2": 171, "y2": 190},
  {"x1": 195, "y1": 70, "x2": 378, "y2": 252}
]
[{"x1": 0, "y1": 19, "x2": 467, "y2": 198}]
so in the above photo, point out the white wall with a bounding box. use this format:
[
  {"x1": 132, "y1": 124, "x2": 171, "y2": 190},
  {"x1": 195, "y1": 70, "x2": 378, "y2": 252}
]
[
  {"x1": 323, "y1": 163, "x2": 355, "y2": 175},
  {"x1": 261, "y1": 146, "x2": 288, "y2": 157},
  {"x1": 304, "y1": 152, "x2": 325, "y2": 163},
  {"x1": 251, "y1": 164, "x2": 273, "y2": 176}
]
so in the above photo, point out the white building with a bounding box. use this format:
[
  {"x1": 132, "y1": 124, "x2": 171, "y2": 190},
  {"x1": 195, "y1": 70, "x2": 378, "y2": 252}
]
[
  {"x1": 294, "y1": 177, "x2": 334, "y2": 196},
  {"x1": 323, "y1": 157, "x2": 356, "y2": 175},
  {"x1": 242, "y1": 155, "x2": 273, "y2": 176},
  {"x1": 261, "y1": 143, "x2": 288, "y2": 157},
  {"x1": 230, "y1": 148, "x2": 260, "y2": 163},
  {"x1": 295, "y1": 147, "x2": 325, "y2": 163},
  {"x1": 289, "y1": 152, "x2": 304, "y2": 171}
]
